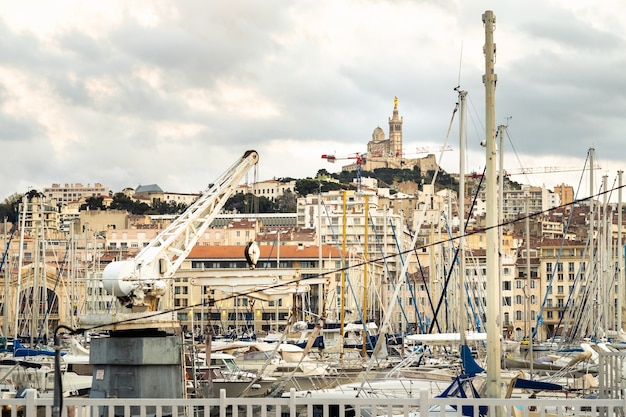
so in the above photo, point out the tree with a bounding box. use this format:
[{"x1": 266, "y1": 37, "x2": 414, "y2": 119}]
[
  {"x1": 295, "y1": 179, "x2": 321, "y2": 197},
  {"x1": 26, "y1": 189, "x2": 43, "y2": 200},
  {"x1": 110, "y1": 193, "x2": 136, "y2": 212},
  {"x1": 223, "y1": 193, "x2": 248, "y2": 213},
  {"x1": 257, "y1": 196, "x2": 274, "y2": 213},
  {"x1": 109, "y1": 193, "x2": 151, "y2": 214},
  {"x1": 275, "y1": 190, "x2": 296, "y2": 213},
  {"x1": 81, "y1": 196, "x2": 105, "y2": 211},
  {"x1": 0, "y1": 193, "x2": 21, "y2": 225},
  {"x1": 316, "y1": 168, "x2": 330, "y2": 178}
]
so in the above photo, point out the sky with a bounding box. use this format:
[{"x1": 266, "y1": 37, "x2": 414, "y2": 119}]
[{"x1": 1, "y1": 0, "x2": 626, "y2": 204}]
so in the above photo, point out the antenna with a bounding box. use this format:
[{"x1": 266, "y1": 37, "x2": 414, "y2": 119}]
[{"x1": 457, "y1": 40, "x2": 464, "y2": 87}]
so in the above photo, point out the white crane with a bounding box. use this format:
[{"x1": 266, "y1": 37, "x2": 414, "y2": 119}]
[{"x1": 101, "y1": 150, "x2": 259, "y2": 312}]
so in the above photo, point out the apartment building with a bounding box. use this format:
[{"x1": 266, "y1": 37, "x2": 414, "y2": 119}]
[
  {"x1": 500, "y1": 185, "x2": 560, "y2": 225},
  {"x1": 538, "y1": 239, "x2": 590, "y2": 341},
  {"x1": 43, "y1": 183, "x2": 111, "y2": 205},
  {"x1": 236, "y1": 179, "x2": 296, "y2": 201},
  {"x1": 296, "y1": 190, "x2": 415, "y2": 282},
  {"x1": 174, "y1": 244, "x2": 341, "y2": 335}
]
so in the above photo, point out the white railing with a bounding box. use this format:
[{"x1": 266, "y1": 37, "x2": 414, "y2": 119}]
[{"x1": 4, "y1": 388, "x2": 625, "y2": 417}]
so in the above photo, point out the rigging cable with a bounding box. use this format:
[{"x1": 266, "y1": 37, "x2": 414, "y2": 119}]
[{"x1": 531, "y1": 149, "x2": 593, "y2": 342}]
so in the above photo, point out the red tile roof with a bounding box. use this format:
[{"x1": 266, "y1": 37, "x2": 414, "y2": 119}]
[{"x1": 188, "y1": 244, "x2": 341, "y2": 259}]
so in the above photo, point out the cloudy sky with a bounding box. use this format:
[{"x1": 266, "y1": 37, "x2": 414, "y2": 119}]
[{"x1": 1, "y1": 0, "x2": 625, "y2": 203}]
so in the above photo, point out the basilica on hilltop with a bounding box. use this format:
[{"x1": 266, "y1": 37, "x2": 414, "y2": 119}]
[{"x1": 341, "y1": 97, "x2": 438, "y2": 174}]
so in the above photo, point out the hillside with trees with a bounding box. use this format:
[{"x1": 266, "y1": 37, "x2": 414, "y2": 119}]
[{"x1": 0, "y1": 166, "x2": 459, "y2": 222}]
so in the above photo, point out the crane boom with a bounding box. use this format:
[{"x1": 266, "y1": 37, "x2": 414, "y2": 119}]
[
  {"x1": 102, "y1": 150, "x2": 259, "y2": 311},
  {"x1": 504, "y1": 164, "x2": 601, "y2": 176}
]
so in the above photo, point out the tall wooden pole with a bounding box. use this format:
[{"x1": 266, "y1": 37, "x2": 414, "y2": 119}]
[{"x1": 482, "y1": 9, "x2": 502, "y2": 401}]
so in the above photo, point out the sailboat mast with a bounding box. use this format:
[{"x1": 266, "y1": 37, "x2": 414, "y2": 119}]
[
  {"x1": 602, "y1": 174, "x2": 609, "y2": 336},
  {"x1": 2, "y1": 217, "x2": 7, "y2": 335},
  {"x1": 618, "y1": 170, "x2": 624, "y2": 332},
  {"x1": 482, "y1": 9, "x2": 502, "y2": 400},
  {"x1": 458, "y1": 89, "x2": 467, "y2": 344},
  {"x1": 588, "y1": 147, "x2": 595, "y2": 338},
  {"x1": 498, "y1": 124, "x2": 506, "y2": 341},
  {"x1": 362, "y1": 194, "x2": 368, "y2": 358},
  {"x1": 14, "y1": 195, "x2": 27, "y2": 340}
]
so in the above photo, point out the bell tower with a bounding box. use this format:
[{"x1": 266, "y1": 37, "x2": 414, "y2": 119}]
[{"x1": 388, "y1": 96, "x2": 403, "y2": 157}]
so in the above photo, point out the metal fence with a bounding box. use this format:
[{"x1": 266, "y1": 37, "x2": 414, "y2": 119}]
[{"x1": 3, "y1": 389, "x2": 626, "y2": 417}]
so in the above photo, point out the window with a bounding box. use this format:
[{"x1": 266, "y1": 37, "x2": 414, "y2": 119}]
[
  {"x1": 502, "y1": 281, "x2": 511, "y2": 291},
  {"x1": 546, "y1": 262, "x2": 552, "y2": 273}
]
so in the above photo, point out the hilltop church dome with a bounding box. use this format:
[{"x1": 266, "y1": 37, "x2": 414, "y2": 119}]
[{"x1": 371, "y1": 126, "x2": 385, "y2": 142}]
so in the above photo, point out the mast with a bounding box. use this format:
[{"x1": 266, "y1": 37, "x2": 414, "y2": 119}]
[
  {"x1": 498, "y1": 124, "x2": 506, "y2": 342},
  {"x1": 317, "y1": 188, "x2": 323, "y2": 322},
  {"x1": 362, "y1": 194, "x2": 369, "y2": 358},
  {"x1": 2, "y1": 217, "x2": 8, "y2": 335},
  {"x1": 482, "y1": 9, "x2": 502, "y2": 400},
  {"x1": 14, "y1": 194, "x2": 27, "y2": 340},
  {"x1": 525, "y1": 193, "x2": 534, "y2": 378},
  {"x1": 588, "y1": 147, "x2": 595, "y2": 338},
  {"x1": 340, "y1": 191, "x2": 347, "y2": 359},
  {"x1": 618, "y1": 170, "x2": 624, "y2": 332},
  {"x1": 602, "y1": 174, "x2": 609, "y2": 336},
  {"x1": 458, "y1": 89, "x2": 467, "y2": 344}
]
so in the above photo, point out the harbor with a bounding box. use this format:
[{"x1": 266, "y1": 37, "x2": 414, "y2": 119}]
[{"x1": 0, "y1": 6, "x2": 626, "y2": 417}]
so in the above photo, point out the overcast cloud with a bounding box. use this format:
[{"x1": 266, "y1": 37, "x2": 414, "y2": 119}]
[{"x1": 1, "y1": 0, "x2": 625, "y2": 202}]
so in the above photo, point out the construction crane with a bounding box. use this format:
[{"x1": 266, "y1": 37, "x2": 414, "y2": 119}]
[
  {"x1": 414, "y1": 145, "x2": 453, "y2": 154},
  {"x1": 504, "y1": 164, "x2": 601, "y2": 176},
  {"x1": 101, "y1": 150, "x2": 260, "y2": 312},
  {"x1": 321, "y1": 152, "x2": 366, "y2": 191}
]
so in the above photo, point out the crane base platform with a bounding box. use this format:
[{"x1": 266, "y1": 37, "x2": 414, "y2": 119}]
[{"x1": 78, "y1": 312, "x2": 179, "y2": 332}]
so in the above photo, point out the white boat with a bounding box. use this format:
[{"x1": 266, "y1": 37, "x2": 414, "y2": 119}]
[
  {"x1": 503, "y1": 340, "x2": 521, "y2": 352},
  {"x1": 187, "y1": 352, "x2": 277, "y2": 398},
  {"x1": 209, "y1": 341, "x2": 341, "y2": 391},
  {"x1": 405, "y1": 332, "x2": 487, "y2": 345}
]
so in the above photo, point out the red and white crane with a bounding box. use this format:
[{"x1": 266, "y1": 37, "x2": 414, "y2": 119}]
[{"x1": 321, "y1": 152, "x2": 366, "y2": 191}]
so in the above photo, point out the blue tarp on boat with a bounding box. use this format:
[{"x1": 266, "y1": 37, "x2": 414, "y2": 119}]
[{"x1": 13, "y1": 339, "x2": 65, "y2": 357}]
